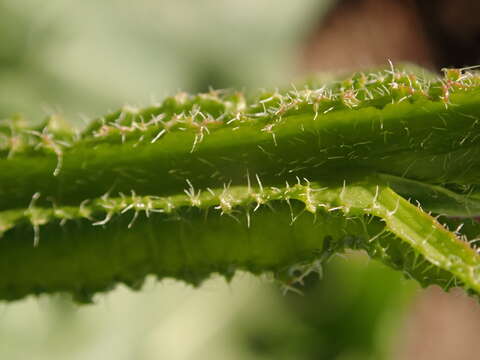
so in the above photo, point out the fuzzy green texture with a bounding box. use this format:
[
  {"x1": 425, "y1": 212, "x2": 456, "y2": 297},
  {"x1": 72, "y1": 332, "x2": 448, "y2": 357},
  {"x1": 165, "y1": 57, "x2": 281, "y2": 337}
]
[{"x1": 2, "y1": 65, "x2": 480, "y2": 303}]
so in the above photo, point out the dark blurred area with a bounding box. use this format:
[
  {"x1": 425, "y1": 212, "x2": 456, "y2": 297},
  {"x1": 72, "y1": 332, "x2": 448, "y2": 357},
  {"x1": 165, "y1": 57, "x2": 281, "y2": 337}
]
[
  {"x1": 1, "y1": 1, "x2": 480, "y2": 359},
  {"x1": 303, "y1": 0, "x2": 480, "y2": 71}
]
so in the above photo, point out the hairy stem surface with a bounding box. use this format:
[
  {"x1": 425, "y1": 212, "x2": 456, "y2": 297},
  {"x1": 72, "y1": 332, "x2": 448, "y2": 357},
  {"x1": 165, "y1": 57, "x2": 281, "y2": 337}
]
[{"x1": 2, "y1": 66, "x2": 480, "y2": 302}]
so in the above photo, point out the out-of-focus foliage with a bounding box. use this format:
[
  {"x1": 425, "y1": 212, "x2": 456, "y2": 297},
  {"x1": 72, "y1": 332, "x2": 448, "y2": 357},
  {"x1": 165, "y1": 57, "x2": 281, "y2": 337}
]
[
  {"x1": 0, "y1": 0, "x2": 329, "y2": 121},
  {"x1": 235, "y1": 257, "x2": 416, "y2": 360}
]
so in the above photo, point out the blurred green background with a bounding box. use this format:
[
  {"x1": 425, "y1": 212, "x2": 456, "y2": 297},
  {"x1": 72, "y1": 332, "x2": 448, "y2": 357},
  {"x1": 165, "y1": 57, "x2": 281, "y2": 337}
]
[
  {"x1": 0, "y1": 0, "x2": 326, "y2": 121},
  {"x1": 0, "y1": 1, "x2": 419, "y2": 359}
]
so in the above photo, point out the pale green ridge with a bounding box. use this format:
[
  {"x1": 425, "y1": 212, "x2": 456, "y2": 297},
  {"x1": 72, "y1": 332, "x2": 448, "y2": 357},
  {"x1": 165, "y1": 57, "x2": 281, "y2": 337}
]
[
  {"x1": 1, "y1": 180, "x2": 479, "y2": 302},
  {"x1": 2, "y1": 67, "x2": 480, "y2": 210}
]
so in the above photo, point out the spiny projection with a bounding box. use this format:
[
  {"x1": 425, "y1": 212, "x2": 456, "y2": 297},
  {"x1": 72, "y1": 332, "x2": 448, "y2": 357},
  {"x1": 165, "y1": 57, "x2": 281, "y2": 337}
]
[{"x1": 2, "y1": 65, "x2": 480, "y2": 303}]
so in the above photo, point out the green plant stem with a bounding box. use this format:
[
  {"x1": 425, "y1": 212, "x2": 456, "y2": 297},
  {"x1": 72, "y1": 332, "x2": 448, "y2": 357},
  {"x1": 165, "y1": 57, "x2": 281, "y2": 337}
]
[{"x1": 2, "y1": 66, "x2": 480, "y2": 302}]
